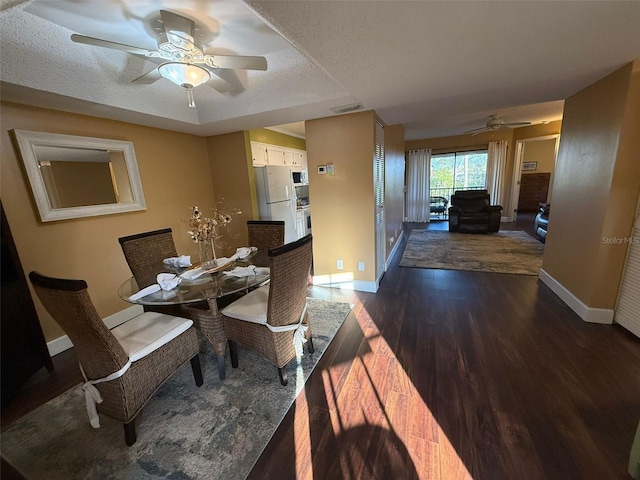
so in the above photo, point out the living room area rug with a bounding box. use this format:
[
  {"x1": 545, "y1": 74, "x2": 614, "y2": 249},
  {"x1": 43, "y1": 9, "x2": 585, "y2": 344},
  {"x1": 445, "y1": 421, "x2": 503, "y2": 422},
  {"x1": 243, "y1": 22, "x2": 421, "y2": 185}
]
[
  {"x1": 399, "y1": 229, "x2": 544, "y2": 275},
  {"x1": 0, "y1": 298, "x2": 352, "y2": 480}
]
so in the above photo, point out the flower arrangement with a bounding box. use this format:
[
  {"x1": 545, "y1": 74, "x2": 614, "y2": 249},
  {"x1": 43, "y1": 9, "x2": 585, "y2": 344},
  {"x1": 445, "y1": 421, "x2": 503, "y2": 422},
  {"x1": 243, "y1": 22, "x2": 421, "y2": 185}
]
[
  {"x1": 185, "y1": 201, "x2": 241, "y2": 265},
  {"x1": 186, "y1": 205, "x2": 234, "y2": 244}
]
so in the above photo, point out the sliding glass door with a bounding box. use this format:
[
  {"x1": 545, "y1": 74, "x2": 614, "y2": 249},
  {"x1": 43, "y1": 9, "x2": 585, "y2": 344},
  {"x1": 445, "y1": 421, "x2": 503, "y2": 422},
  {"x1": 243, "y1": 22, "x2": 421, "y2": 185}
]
[{"x1": 429, "y1": 150, "x2": 488, "y2": 219}]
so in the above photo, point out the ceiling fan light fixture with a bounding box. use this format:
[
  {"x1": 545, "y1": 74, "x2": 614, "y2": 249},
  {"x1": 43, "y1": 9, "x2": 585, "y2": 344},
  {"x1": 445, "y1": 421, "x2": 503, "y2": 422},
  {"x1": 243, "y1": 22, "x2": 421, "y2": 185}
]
[{"x1": 158, "y1": 62, "x2": 210, "y2": 88}]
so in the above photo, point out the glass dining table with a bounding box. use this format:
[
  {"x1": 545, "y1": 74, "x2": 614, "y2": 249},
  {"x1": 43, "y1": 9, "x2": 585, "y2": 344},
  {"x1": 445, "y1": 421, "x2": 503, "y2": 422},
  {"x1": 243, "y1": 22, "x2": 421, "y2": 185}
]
[{"x1": 118, "y1": 252, "x2": 269, "y2": 380}]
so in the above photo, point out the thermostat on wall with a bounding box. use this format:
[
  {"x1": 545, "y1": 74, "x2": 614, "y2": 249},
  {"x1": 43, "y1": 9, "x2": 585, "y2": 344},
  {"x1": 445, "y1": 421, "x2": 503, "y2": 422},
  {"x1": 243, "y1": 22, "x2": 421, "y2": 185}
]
[{"x1": 318, "y1": 165, "x2": 327, "y2": 175}]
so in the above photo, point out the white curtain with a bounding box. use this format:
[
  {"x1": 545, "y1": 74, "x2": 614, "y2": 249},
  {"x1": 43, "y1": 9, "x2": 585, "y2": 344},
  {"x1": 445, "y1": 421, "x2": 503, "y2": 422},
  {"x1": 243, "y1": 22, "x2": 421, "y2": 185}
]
[
  {"x1": 406, "y1": 149, "x2": 431, "y2": 222},
  {"x1": 486, "y1": 140, "x2": 508, "y2": 206}
]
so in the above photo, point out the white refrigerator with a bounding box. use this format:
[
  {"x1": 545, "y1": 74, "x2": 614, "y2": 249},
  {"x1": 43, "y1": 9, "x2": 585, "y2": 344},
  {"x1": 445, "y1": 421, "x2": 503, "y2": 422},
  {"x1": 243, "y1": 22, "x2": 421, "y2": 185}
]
[{"x1": 255, "y1": 165, "x2": 298, "y2": 243}]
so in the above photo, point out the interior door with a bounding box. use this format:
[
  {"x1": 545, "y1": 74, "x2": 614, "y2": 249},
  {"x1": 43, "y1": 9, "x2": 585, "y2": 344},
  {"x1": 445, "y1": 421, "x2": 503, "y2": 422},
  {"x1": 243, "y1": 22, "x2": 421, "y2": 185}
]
[{"x1": 375, "y1": 121, "x2": 385, "y2": 283}]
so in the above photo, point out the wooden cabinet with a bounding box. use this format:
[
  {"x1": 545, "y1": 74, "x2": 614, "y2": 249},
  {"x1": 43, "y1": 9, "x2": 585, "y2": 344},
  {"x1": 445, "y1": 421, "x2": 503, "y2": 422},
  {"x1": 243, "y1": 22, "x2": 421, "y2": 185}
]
[
  {"x1": 1, "y1": 203, "x2": 53, "y2": 407},
  {"x1": 518, "y1": 173, "x2": 551, "y2": 212}
]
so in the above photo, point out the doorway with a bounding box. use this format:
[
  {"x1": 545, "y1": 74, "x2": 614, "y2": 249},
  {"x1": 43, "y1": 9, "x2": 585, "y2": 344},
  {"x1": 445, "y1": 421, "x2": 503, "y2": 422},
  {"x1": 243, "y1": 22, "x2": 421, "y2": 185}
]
[{"x1": 510, "y1": 135, "x2": 560, "y2": 224}]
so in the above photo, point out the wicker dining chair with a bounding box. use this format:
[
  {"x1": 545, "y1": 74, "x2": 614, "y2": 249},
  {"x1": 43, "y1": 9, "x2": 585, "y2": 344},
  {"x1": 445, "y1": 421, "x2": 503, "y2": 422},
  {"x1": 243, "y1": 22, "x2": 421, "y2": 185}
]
[
  {"x1": 221, "y1": 234, "x2": 314, "y2": 386},
  {"x1": 247, "y1": 220, "x2": 285, "y2": 250},
  {"x1": 28, "y1": 271, "x2": 203, "y2": 446},
  {"x1": 118, "y1": 228, "x2": 178, "y2": 289},
  {"x1": 118, "y1": 228, "x2": 229, "y2": 380}
]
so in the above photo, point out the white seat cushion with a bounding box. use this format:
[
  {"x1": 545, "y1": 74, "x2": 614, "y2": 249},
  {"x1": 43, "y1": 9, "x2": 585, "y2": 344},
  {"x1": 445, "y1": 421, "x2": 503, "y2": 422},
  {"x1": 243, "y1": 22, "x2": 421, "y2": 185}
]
[
  {"x1": 111, "y1": 312, "x2": 193, "y2": 362},
  {"x1": 221, "y1": 285, "x2": 269, "y2": 325}
]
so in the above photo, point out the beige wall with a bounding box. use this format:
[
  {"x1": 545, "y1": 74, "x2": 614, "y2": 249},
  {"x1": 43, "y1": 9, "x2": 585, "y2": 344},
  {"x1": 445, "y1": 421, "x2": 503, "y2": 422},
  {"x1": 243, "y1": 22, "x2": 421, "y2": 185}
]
[
  {"x1": 205, "y1": 131, "x2": 256, "y2": 256},
  {"x1": 542, "y1": 61, "x2": 640, "y2": 309},
  {"x1": 249, "y1": 128, "x2": 306, "y2": 150},
  {"x1": 1, "y1": 102, "x2": 215, "y2": 341},
  {"x1": 521, "y1": 138, "x2": 557, "y2": 175},
  {"x1": 384, "y1": 124, "x2": 405, "y2": 256},
  {"x1": 305, "y1": 111, "x2": 377, "y2": 283}
]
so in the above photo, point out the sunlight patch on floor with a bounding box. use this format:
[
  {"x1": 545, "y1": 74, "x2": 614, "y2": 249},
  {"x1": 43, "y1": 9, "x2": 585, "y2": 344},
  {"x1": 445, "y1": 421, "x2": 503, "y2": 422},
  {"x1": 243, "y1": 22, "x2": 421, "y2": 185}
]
[{"x1": 293, "y1": 306, "x2": 472, "y2": 479}]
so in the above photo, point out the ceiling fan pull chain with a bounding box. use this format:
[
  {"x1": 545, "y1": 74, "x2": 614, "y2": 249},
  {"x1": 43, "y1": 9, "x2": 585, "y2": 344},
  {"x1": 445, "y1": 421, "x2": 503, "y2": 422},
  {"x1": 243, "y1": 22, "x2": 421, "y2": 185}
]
[{"x1": 186, "y1": 86, "x2": 196, "y2": 108}]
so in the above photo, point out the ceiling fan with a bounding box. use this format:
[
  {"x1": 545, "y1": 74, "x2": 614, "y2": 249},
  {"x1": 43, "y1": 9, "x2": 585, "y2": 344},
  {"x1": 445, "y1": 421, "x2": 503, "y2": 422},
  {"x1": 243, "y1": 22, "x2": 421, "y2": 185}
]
[
  {"x1": 71, "y1": 9, "x2": 267, "y2": 107},
  {"x1": 464, "y1": 114, "x2": 532, "y2": 136}
]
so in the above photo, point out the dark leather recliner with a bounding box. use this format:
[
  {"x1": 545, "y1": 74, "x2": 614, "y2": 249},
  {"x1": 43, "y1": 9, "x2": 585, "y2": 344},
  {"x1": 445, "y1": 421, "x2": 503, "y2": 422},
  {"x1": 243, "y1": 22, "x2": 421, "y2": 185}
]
[
  {"x1": 448, "y1": 189, "x2": 503, "y2": 233},
  {"x1": 534, "y1": 204, "x2": 549, "y2": 243}
]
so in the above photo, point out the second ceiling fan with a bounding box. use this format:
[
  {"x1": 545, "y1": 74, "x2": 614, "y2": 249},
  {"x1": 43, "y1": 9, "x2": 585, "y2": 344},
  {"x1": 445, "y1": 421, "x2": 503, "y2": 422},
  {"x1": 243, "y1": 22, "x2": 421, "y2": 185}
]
[
  {"x1": 464, "y1": 114, "x2": 532, "y2": 135},
  {"x1": 71, "y1": 9, "x2": 268, "y2": 107}
]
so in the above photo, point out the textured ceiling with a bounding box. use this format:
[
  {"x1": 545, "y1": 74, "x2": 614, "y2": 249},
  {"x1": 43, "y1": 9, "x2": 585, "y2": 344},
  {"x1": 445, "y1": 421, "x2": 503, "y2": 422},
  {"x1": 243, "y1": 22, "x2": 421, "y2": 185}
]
[{"x1": 2, "y1": 1, "x2": 640, "y2": 140}]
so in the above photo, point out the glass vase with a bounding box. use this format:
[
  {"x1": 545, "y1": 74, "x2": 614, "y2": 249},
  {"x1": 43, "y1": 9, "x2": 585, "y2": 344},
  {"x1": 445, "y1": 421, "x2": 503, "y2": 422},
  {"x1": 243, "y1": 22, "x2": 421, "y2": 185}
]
[{"x1": 198, "y1": 239, "x2": 217, "y2": 268}]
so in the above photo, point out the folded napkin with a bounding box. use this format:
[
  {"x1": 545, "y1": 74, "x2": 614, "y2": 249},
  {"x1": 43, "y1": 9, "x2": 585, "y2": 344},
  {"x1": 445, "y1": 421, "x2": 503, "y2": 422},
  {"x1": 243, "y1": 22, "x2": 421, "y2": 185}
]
[
  {"x1": 235, "y1": 246, "x2": 257, "y2": 259},
  {"x1": 157, "y1": 273, "x2": 182, "y2": 290},
  {"x1": 180, "y1": 267, "x2": 205, "y2": 281},
  {"x1": 214, "y1": 247, "x2": 259, "y2": 267},
  {"x1": 163, "y1": 255, "x2": 191, "y2": 268},
  {"x1": 128, "y1": 284, "x2": 161, "y2": 301},
  {"x1": 222, "y1": 265, "x2": 269, "y2": 277}
]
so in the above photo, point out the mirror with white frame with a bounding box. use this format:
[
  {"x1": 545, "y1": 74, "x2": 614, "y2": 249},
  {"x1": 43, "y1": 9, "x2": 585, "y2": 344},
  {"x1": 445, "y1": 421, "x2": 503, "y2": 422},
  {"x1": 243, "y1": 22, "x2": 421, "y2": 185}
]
[{"x1": 13, "y1": 130, "x2": 146, "y2": 222}]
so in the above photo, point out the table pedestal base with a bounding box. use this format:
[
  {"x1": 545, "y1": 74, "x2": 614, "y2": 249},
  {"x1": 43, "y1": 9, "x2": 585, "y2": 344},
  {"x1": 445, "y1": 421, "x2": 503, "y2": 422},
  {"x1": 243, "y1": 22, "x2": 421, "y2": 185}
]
[{"x1": 181, "y1": 300, "x2": 227, "y2": 380}]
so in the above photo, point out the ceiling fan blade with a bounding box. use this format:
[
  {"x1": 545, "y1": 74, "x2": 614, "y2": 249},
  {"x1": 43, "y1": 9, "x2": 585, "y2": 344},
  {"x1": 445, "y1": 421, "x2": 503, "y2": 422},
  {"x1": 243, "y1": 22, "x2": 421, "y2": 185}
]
[
  {"x1": 204, "y1": 54, "x2": 267, "y2": 71},
  {"x1": 131, "y1": 68, "x2": 162, "y2": 84},
  {"x1": 204, "y1": 78, "x2": 233, "y2": 94},
  {"x1": 71, "y1": 34, "x2": 154, "y2": 57},
  {"x1": 470, "y1": 129, "x2": 490, "y2": 136},
  {"x1": 201, "y1": 66, "x2": 236, "y2": 94},
  {"x1": 504, "y1": 122, "x2": 532, "y2": 127},
  {"x1": 160, "y1": 10, "x2": 196, "y2": 51},
  {"x1": 464, "y1": 126, "x2": 489, "y2": 135}
]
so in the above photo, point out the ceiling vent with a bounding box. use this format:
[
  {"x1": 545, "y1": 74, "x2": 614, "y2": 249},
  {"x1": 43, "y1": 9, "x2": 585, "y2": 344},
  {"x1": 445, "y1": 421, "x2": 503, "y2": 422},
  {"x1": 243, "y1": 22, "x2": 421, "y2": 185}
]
[{"x1": 330, "y1": 103, "x2": 363, "y2": 114}]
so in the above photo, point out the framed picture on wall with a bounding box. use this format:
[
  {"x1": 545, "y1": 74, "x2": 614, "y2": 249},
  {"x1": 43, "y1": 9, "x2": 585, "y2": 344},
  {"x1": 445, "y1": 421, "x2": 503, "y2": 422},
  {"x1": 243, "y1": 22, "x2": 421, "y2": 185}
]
[{"x1": 522, "y1": 161, "x2": 537, "y2": 171}]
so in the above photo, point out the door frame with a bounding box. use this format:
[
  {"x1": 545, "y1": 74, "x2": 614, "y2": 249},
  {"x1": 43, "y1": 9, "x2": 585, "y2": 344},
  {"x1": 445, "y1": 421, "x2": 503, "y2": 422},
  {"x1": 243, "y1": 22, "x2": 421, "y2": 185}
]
[
  {"x1": 509, "y1": 134, "x2": 560, "y2": 222},
  {"x1": 374, "y1": 121, "x2": 386, "y2": 285}
]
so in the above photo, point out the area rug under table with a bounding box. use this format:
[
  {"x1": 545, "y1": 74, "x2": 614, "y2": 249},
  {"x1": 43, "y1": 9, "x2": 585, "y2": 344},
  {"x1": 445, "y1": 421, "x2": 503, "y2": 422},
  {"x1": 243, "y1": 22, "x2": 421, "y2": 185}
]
[
  {"x1": 399, "y1": 229, "x2": 544, "y2": 275},
  {"x1": 1, "y1": 298, "x2": 352, "y2": 480}
]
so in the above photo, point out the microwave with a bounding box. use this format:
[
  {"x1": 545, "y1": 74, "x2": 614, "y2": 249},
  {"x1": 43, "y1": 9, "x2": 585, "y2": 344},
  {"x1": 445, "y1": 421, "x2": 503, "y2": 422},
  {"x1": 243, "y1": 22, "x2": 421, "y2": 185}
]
[{"x1": 292, "y1": 170, "x2": 307, "y2": 185}]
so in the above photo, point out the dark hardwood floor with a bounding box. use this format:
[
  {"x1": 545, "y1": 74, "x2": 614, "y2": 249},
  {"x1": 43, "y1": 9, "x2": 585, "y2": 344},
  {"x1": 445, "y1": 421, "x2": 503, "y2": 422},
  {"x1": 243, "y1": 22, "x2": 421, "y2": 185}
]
[
  {"x1": 249, "y1": 221, "x2": 640, "y2": 479},
  {"x1": 3, "y1": 220, "x2": 638, "y2": 479}
]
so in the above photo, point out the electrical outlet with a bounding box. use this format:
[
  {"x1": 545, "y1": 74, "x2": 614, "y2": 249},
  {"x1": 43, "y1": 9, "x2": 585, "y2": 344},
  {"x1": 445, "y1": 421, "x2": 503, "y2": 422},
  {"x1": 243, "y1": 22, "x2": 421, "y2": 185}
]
[
  {"x1": 337, "y1": 259, "x2": 343, "y2": 270},
  {"x1": 389, "y1": 236, "x2": 394, "y2": 245},
  {"x1": 358, "y1": 262, "x2": 365, "y2": 272}
]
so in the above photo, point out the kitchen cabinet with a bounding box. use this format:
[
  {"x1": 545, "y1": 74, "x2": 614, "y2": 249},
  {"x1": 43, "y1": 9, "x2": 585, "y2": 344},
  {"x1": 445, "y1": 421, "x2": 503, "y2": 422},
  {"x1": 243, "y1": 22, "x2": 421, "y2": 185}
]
[
  {"x1": 292, "y1": 151, "x2": 304, "y2": 168},
  {"x1": 251, "y1": 141, "x2": 307, "y2": 171},
  {"x1": 251, "y1": 142, "x2": 268, "y2": 166},
  {"x1": 283, "y1": 149, "x2": 295, "y2": 166},
  {"x1": 266, "y1": 146, "x2": 286, "y2": 166},
  {"x1": 296, "y1": 209, "x2": 306, "y2": 239}
]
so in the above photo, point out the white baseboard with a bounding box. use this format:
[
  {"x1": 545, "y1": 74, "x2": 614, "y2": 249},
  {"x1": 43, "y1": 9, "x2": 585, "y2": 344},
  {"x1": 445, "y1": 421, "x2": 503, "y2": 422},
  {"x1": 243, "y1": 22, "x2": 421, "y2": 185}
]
[
  {"x1": 46, "y1": 304, "x2": 144, "y2": 356},
  {"x1": 386, "y1": 230, "x2": 404, "y2": 270},
  {"x1": 309, "y1": 232, "x2": 404, "y2": 294},
  {"x1": 312, "y1": 274, "x2": 378, "y2": 293},
  {"x1": 538, "y1": 269, "x2": 614, "y2": 324}
]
